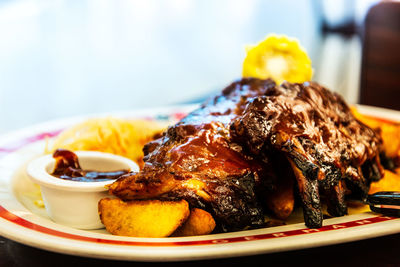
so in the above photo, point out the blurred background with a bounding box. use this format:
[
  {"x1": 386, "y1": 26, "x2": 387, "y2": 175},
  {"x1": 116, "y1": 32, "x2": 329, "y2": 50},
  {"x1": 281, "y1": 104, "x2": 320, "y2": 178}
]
[{"x1": 0, "y1": 0, "x2": 397, "y2": 134}]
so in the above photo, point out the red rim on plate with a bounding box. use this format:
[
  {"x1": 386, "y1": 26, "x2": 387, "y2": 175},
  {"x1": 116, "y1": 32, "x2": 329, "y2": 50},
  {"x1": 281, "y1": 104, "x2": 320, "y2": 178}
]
[{"x1": 0, "y1": 204, "x2": 396, "y2": 246}]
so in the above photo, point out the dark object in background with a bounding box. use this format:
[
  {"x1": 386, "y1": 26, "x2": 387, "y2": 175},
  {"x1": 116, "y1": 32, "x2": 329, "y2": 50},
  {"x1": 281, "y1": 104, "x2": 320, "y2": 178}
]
[{"x1": 360, "y1": 1, "x2": 400, "y2": 110}]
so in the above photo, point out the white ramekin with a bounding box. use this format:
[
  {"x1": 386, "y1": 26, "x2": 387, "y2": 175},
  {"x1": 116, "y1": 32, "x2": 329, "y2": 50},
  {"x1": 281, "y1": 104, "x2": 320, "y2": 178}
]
[{"x1": 26, "y1": 151, "x2": 139, "y2": 229}]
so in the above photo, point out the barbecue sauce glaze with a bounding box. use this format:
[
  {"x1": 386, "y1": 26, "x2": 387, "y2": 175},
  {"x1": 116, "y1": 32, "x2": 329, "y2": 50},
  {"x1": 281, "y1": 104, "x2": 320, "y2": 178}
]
[{"x1": 51, "y1": 149, "x2": 129, "y2": 182}]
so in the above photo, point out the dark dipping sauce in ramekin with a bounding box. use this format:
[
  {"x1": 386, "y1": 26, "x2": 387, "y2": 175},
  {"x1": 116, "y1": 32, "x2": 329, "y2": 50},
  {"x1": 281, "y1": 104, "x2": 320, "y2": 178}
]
[{"x1": 51, "y1": 149, "x2": 130, "y2": 182}]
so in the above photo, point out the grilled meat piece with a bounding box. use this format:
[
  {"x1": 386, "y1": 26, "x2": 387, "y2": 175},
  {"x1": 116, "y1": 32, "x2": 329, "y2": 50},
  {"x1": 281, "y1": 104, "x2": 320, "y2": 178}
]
[
  {"x1": 109, "y1": 78, "x2": 281, "y2": 231},
  {"x1": 109, "y1": 78, "x2": 384, "y2": 230},
  {"x1": 230, "y1": 81, "x2": 384, "y2": 228}
]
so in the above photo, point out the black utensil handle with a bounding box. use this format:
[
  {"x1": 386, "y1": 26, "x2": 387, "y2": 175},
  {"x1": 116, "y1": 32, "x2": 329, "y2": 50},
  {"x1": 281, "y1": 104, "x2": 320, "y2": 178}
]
[
  {"x1": 367, "y1": 191, "x2": 400, "y2": 217},
  {"x1": 367, "y1": 191, "x2": 400, "y2": 206},
  {"x1": 370, "y1": 206, "x2": 400, "y2": 217}
]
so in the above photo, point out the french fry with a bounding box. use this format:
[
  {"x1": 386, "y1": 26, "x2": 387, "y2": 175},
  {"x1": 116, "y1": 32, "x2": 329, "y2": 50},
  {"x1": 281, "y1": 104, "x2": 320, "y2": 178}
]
[
  {"x1": 98, "y1": 198, "x2": 189, "y2": 237},
  {"x1": 172, "y1": 208, "x2": 216, "y2": 237},
  {"x1": 265, "y1": 175, "x2": 295, "y2": 220}
]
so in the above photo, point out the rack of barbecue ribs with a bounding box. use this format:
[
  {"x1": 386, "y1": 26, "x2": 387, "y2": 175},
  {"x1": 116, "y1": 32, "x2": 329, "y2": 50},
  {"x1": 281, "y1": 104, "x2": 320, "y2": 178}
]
[{"x1": 109, "y1": 78, "x2": 384, "y2": 230}]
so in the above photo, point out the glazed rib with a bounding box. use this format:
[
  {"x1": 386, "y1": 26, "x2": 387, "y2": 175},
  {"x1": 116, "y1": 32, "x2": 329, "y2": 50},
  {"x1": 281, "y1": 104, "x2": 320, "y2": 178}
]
[
  {"x1": 109, "y1": 79, "x2": 384, "y2": 230},
  {"x1": 230, "y1": 81, "x2": 384, "y2": 227},
  {"x1": 109, "y1": 78, "x2": 280, "y2": 231}
]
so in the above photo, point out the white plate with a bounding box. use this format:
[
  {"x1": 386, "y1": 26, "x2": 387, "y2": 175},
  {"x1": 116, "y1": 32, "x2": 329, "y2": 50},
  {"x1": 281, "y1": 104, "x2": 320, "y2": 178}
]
[{"x1": 0, "y1": 104, "x2": 399, "y2": 262}]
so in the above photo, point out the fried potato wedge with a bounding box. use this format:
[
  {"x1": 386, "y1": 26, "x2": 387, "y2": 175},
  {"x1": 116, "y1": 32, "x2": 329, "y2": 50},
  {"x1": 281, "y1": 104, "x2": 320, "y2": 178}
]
[
  {"x1": 172, "y1": 208, "x2": 216, "y2": 237},
  {"x1": 98, "y1": 198, "x2": 189, "y2": 237},
  {"x1": 369, "y1": 169, "x2": 400, "y2": 194},
  {"x1": 349, "y1": 169, "x2": 400, "y2": 214},
  {"x1": 352, "y1": 107, "x2": 400, "y2": 160}
]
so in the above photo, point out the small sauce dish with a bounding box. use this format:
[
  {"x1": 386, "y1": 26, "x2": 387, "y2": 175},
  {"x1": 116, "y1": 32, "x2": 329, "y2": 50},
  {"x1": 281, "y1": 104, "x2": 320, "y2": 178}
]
[{"x1": 27, "y1": 151, "x2": 139, "y2": 229}]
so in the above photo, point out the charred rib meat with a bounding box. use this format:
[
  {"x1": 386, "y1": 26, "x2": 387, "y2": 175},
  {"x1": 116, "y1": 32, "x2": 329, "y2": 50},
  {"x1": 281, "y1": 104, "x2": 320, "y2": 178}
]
[
  {"x1": 109, "y1": 78, "x2": 384, "y2": 230},
  {"x1": 230, "y1": 81, "x2": 384, "y2": 228}
]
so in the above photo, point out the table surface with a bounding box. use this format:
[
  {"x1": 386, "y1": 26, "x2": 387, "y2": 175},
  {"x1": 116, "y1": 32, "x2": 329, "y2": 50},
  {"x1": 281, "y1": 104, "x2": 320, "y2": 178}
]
[{"x1": 1, "y1": 233, "x2": 400, "y2": 266}]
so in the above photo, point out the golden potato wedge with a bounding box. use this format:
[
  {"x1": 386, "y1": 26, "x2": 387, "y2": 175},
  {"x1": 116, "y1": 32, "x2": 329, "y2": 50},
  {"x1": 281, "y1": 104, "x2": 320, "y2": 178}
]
[
  {"x1": 352, "y1": 107, "x2": 400, "y2": 160},
  {"x1": 369, "y1": 169, "x2": 400, "y2": 194},
  {"x1": 349, "y1": 169, "x2": 400, "y2": 214},
  {"x1": 98, "y1": 198, "x2": 189, "y2": 237},
  {"x1": 172, "y1": 208, "x2": 216, "y2": 237}
]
